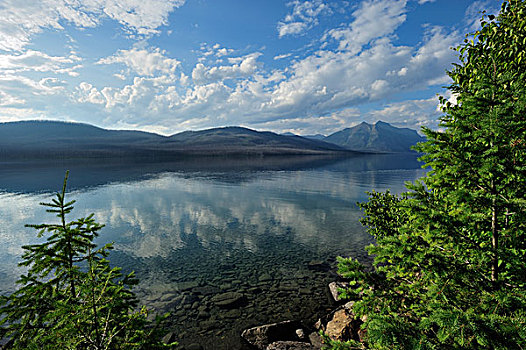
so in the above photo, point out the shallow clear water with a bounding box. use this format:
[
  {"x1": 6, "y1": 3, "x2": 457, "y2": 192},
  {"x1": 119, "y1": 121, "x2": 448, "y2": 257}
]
[{"x1": 0, "y1": 154, "x2": 426, "y2": 349}]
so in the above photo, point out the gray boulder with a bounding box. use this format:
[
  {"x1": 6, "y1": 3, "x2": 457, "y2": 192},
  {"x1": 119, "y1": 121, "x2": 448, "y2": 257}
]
[
  {"x1": 328, "y1": 281, "x2": 349, "y2": 302},
  {"x1": 242, "y1": 320, "x2": 304, "y2": 349}
]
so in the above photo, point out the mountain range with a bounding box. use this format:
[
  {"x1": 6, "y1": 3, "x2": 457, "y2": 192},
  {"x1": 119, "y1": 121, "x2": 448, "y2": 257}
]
[
  {"x1": 0, "y1": 121, "x2": 347, "y2": 159},
  {"x1": 323, "y1": 121, "x2": 425, "y2": 152},
  {"x1": 0, "y1": 120, "x2": 423, "y2": 159}
]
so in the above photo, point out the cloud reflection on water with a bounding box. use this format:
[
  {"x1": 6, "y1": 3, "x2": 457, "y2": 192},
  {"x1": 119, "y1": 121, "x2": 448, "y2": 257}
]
[{"x1": 0, "y1": 154, "x2": 426, "y2": 293}]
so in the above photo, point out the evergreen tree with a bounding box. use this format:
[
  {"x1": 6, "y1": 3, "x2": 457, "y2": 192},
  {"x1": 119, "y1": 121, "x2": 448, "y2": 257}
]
[
  {"x1": 331, "y1": 1, "x2": 526, "y2": 349},
  {"x1": 0, "y1": 172, "x2": 175, "y2": 349}
]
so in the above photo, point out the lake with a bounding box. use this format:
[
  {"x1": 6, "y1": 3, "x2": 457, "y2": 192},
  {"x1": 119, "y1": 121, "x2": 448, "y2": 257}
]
[{"x1": 0, "y1": 154, "x2": 426, "y2": 349}]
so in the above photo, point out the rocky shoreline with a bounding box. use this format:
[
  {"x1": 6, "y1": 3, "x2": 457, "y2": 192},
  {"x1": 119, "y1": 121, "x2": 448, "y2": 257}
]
[
  {"x1": 131, "y1": 242, "x2": 370, "y2": 350},
  {"x1": 239, "y1": 281, "x2": 365, "y2": 349},
  {"x1": 135, "y1": 251, "x2": 353, "y2": 349}
]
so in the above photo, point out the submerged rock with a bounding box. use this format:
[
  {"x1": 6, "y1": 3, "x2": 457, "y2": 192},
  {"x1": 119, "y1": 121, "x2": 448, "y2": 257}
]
[
  {"x1": 210, "y1": 291, "x2": 247, "y2": 309},
  {"x1": 259, "y1": 272, "x2": 273, "y2": 282},
  {"x1": 195, "y1": 285, "x2": 220, "y2": 296},
  {"x1": 307, "y1": 261, "x2": 331, "y2": 272},
  {"x1": 175, "y1": 281, "x2": 200, "y2": 292},
  {"x1": 162, "y1": 331, "x2": 177, "y2": 345},
  {"x1": 241, "y1": 320, "x2": 304, "y2": 349}
]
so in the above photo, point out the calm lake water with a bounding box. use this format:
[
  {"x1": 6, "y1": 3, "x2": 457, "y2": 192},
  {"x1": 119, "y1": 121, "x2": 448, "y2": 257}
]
[{"x1": 0, "y1": 154, "x2": 426, "y2": 349}]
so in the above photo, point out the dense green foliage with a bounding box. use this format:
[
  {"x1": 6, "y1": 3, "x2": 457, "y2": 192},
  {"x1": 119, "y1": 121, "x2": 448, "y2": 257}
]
[
  {"x1": 0, "y1": 172, "x2": 175, "y2": 349},
  {"x1": 330, "y1": 1, "x2": 526, "y2": 349}
]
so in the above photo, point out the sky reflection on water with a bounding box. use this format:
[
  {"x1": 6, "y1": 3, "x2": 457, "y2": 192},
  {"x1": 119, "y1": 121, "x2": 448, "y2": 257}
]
[
  {"x1": 0, "y1": 154, "x2": 425, "y2": 289},
  {"x1": 0, "y1": 154, "x2": 427, "y2": 348}
]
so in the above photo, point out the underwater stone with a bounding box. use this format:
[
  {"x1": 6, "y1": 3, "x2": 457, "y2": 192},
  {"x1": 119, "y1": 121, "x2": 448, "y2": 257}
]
[{"x1": 210, "y1": 292, "x2": 247, "y2": 309}]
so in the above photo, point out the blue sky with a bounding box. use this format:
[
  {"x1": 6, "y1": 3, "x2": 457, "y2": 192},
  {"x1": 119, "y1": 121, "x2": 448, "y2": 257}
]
[{"x1": 0, "y1": 0, "x2": 499, "y2": 135}]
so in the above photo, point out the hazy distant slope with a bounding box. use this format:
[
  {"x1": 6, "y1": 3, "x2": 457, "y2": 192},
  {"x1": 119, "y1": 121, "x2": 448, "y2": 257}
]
[
  {"x1": 0, "y1": 121, "x2": 350, "y2": 159},
  {"x1": 0, "y1": 120, "x2": 164, "y2": 145},
  {"x1": 303, "y1": 134, "x2": 326, "y2": 140},
  {"x1": 164, "y1": 127, "x2": 347, "y2": 154},
  {"x1": 280, "y1": 132, "x2": 326, "y2": 140},
  {"x1": 324, "y1": 121, "x2": 424, "y2": 152},
  {"x1": 0, "y1": 120, "x2": 166, "y2": 158}
]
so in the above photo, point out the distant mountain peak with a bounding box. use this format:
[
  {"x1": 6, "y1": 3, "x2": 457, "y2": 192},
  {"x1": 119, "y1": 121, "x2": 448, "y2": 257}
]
[{"x1": 324, "y1": 121, "x2": 424, "y2": 153}]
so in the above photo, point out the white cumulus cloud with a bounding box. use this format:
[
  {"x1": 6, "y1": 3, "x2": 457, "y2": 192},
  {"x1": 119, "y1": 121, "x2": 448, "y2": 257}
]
[
  {"x1": 70, "y1": 0, "x2": 460, "y2": 135},
  {"x1": 0, "y1": 90, "x2": 25, "y2": 106},
  {"x1": 0, "y1": 49, "x2": 82, "y2": 76},
  {"x1": 0, "y1": 0, "x2": 185, "y2": 52},
  {"x1": 366, "y1": 95, "x2": 442, "y2": 131},
  {"x1": 98, "y1": 47, "x2": 180, "y2": 77},
  {"x1": 75, "y1": 82, "x2": 106, "y2": 105},
  {"x1": 191, "y1": 53, "x2": 262, "y2": 85},
  {"x1": 278, "y1": 0, "x2": 330, "y2": 37},
  {"x1": 329, "y1": 0, "x2": 407, "y2": 53}
]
